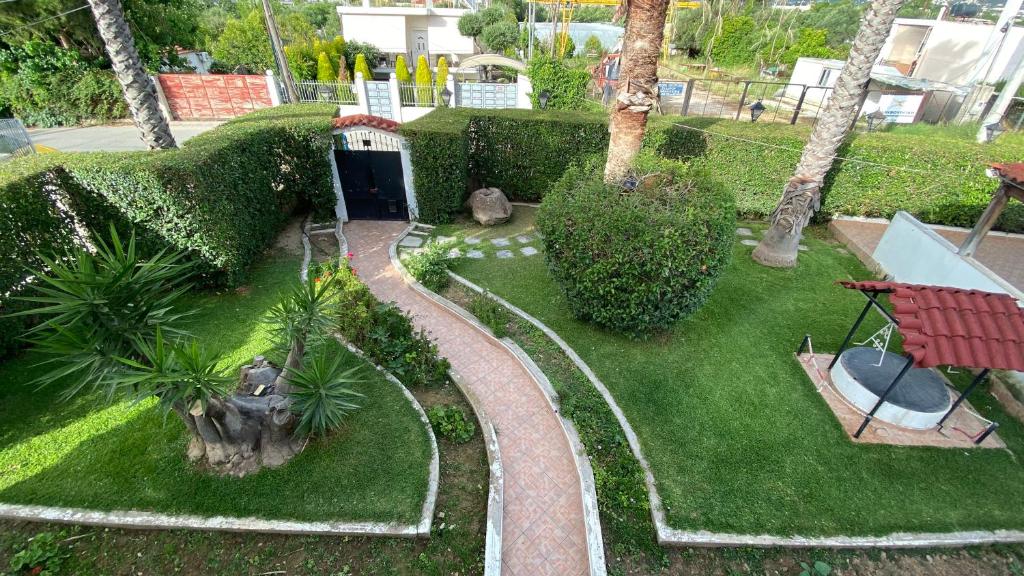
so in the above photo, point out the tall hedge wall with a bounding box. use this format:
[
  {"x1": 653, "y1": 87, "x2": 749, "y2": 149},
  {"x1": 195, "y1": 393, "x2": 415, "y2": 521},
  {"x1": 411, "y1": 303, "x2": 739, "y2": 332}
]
[
  {"x1": 0, "y1": 104, "x2": 336, "y2": 358},
  {"x1": 403, "y1": 107, "x2": 1024, "y2": 233}
]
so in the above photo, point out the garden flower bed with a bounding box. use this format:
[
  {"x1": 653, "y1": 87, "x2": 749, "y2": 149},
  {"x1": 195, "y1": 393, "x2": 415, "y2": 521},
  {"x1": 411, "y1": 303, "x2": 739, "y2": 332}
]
[{"x1": 438, "y1": 205, "x2": 1024, "y2": 537}]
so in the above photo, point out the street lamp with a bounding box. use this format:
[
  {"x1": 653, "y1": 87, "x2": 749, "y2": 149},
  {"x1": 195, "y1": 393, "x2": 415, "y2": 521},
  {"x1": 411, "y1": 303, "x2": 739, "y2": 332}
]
[
  {"x1": 984, "y1": 121, "x2": 1004, "y2": 142},
  {"x1": 865, "y1": 110, "x2": 886, "y2": 132},
  {"x1": 538, "y1": 90, "x2": 551, "y2": 110},
  {"x1": 749, "y1": 100, "x2": 766, "y2": 122},
  {"x1": 441, "y1": 87, "x2": 453, "y2": 107}
]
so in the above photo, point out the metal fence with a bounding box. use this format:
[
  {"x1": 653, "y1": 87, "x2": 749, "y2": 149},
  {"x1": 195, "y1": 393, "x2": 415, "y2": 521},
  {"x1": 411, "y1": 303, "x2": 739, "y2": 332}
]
[
  {"x1": 660, "y1": 78, "x2": 961, "y2": 128},
  {"x1": 399, "y1": 83, "x2": 439, "y2": 107},
  {"x1": 296, "y1": 81, "x2": 357, "y2": 104},
  {"x1": 0, "y1": 119, "x2": 34, "y2": 162}
]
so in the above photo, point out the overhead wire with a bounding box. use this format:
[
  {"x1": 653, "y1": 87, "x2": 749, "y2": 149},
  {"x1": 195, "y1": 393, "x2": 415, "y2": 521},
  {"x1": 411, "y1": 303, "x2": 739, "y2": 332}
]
[{"x1": 0, "y1": 4, "x2": 90, "y2": 37}]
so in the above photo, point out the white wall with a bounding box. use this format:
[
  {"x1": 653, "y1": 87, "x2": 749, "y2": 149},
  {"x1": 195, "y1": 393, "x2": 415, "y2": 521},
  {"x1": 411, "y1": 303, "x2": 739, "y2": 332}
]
[
  {"x1": 878, "y1": 19, "x2": 1024, "y2": 85},
  {"x1": 405, "y1": 15, "x2": 475, "y2": 58},
  {"x1": 342, "y1": 14, "x2": 409, "y2": 53},
  {"x1": 784, "y1": 58, "x2": 843, "y2": 103}
]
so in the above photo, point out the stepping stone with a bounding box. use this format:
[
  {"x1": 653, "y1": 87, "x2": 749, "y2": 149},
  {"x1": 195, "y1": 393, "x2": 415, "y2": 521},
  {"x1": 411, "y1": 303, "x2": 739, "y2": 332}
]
[
  {"x1": 465, "y1": 237, "x2": 481, "y2": 244},
  {"x1": 516, "y1": 235, "x2": 532, "y2": 244},
  {"x1": 798, "y1": 245, "x2": 809, "y2": 252},
  {"x1": 520, "y1": 246, "x2": 538, "y2": 256},
  {"x1": 491, "y1": 237, "x2": 511, "y2": 247},
  {"x1": 496, "y1": 250, "x2": 514, "y2": 259},
  {"x1": 448, "y1": 248, "x2": 462, "y2": 258},
  {"x1": 408, "y1": 229, "x2": 429, "y2": 236},
  {"x1": 736, "y1": 227, "x2": 754, "y2": 236},
  {"x1": 466, "y1": 250, "x2": 484, "y2": 259},
  {"x1": 740, "y1": 239, "x2": 759, "y2": 247},
  {"x1": 437, "y1": 235, "x2": 456, "y2": 244},
  {"x1": 836, "y1": 247, "x2": 849, "y2": 255},
  {"x1": 399, "y1": 235, "x2": 423, "y2": 248}
]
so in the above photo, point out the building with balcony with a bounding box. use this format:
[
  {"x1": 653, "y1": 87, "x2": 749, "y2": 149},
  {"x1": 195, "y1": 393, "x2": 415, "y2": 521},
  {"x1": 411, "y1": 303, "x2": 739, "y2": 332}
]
[{"x1": 337, "y1": 0, "x2": 479, "y2": 76}]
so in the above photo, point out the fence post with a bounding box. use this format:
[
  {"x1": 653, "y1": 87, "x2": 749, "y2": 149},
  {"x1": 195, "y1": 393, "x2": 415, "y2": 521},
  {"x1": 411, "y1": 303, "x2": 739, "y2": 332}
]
[
  {"x1": 790, "y1": 85, "x2": 808, "y2": 125},
  {"x1": 388, "y1": 72, "x2": 404, "y2": 122},
  {"x1": 516, "y1": 74, "x2": 533, "y2": 109},
  {"x1": 265, "y1": 70, "x2": 282, "y2": 107},
  {"x1": 448, "y1": 76, "x2": 458, "y2": 108},
  {"x1": 735, "y1": 81, "x2": 750, "y2": 121},
  {"x1": 680, "y1": 79, "x2": 695, "y2": 116},
  {"x1": 354, "y1": 72, "x2": 370, "y2": 115}
]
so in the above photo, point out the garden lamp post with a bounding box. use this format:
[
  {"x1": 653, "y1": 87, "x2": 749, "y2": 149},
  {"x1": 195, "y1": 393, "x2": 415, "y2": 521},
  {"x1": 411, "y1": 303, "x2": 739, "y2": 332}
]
[
  {"x1": 750, "y1": 100, "x2": 766, "y2": 122},
  {"x1": 539, "y1": 90, "x2": 551, "y2": 110},
  {"x1": 441, "y1": 87, "x2": 453, "y2": 107},
  {"x1": 866, "y1": 110, "x2": 887, "y2": 132}
]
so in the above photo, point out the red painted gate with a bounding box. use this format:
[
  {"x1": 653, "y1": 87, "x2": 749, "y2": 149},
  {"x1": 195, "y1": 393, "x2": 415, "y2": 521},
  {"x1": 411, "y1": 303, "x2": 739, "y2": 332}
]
[{"x1": 157, "y1": 74, "x2": 276, "y2": 120}]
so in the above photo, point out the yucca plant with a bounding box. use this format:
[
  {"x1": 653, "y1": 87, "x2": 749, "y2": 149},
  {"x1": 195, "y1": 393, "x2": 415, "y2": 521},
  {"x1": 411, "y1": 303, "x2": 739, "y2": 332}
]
[
  {"x1": 12, "y1": 227, "x2": 194, "y2": 401},
  {"x1": 264, "y1": 268, "x2": 342, "y2": 394},
  {"x1": 285, "y1": 344, "x2": 364, "y2": 437}
]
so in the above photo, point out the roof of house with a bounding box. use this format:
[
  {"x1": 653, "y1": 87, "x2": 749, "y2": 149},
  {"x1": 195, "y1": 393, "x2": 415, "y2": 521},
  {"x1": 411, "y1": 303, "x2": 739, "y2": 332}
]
[
  {"x1": 839, "y1": 280, "x2": 1024, "y2": 371},
  {"x1": 331, "y1": 114, "x2": 400, "y2": 134}
]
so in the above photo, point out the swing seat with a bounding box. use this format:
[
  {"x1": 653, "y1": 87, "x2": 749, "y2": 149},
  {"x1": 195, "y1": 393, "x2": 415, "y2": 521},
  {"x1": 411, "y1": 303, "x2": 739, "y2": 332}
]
[{"x1": 832, "y1": 347, "x2": 952, "y2": 430}]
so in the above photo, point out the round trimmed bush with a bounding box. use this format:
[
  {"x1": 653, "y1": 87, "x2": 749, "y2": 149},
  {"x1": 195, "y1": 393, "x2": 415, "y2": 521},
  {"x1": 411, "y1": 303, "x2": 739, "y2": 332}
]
[{"x1": 536, "y1": 156, "x2": 735, "y2": 336}]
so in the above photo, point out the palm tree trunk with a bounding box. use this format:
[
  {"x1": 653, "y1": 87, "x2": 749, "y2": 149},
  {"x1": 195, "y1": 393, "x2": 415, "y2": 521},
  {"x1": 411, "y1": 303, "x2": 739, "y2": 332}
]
[
  {"x1": 752, "y1": 0, "x2": 903, "y2": 268},
  {"x1": 87, "y1": 0, "x2": 177, "y2": 150},
  {"x1": 603, "y1": 0, "x2": 671, "y2": 184}
]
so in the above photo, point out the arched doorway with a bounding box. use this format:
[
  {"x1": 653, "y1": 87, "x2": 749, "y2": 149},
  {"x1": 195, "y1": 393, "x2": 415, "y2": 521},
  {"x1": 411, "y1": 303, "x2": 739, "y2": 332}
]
[{"x1": 329, "y1": 115, "x2": 418, "y2": 222}]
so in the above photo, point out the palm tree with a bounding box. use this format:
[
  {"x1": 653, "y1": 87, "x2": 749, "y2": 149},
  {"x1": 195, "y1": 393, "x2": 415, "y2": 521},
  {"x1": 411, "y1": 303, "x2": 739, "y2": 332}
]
[
  {"x1": 603, "y1": 0, "x2": 671, "y2": 184},
  {"x1": 752, "y1": 0, "x2": 903, "y2": 267},
  {"x1": 86, "y1": 0, "x2": 177, "y2": 149}
]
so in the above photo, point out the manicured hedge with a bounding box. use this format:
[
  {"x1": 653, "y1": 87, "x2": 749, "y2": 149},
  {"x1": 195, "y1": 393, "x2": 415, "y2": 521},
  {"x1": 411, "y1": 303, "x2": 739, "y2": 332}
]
[
  {"x1": 647, "y1": 117, "x2": 1024, "y2": 233},
  {"x1": 0, "y1": 104, "x2": 336, "y2": 358},
  {"x1": 405, "y1": 108, "x2": 1024, "y2": 233},
  {"x1": 537, "y1": 155, "x2": 735, "y2": 335}
]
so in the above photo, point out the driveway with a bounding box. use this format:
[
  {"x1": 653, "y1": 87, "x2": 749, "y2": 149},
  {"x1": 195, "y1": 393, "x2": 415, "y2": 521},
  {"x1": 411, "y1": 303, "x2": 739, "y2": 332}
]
[{"x1": 28, "y1": 121, "x2": 223, "y2": 152}]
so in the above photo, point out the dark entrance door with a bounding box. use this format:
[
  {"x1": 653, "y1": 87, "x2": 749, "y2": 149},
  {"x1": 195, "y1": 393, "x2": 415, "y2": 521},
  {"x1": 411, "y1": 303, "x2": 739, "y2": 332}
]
[{"x1": 335, "y1": 132, "x2": 408, "y2": 220}]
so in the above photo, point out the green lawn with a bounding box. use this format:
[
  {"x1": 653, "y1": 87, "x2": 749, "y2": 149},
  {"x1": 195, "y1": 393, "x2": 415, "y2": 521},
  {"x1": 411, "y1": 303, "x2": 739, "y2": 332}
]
[
  {"x1": 0, "y1": 255, "x2": 432, "y2": 524},
  {"x1": 448, "y1": 206, "x2": 1024, "y2": 536}
]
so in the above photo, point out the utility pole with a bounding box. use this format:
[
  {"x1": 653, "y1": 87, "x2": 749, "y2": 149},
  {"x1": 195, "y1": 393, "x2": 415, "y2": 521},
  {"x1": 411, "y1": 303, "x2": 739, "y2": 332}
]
[{"x1": 261, "y1": 0, "x2": 299, "y2": 104}]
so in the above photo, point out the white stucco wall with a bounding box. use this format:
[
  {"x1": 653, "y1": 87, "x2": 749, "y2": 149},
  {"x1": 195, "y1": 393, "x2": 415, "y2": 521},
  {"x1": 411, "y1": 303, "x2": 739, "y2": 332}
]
[
  {"x1": 878, "y1": 19, "x2": 1024, "y2": 85},
  {"x1": 342, "y1": 14, "x2": 409, "y2": 53},
  {"x1": 784, "y1": 58, "x2": 843, "y2": 103},
  {"x1": 411, "y1": 15, "x2": 474, "y2": 57}
]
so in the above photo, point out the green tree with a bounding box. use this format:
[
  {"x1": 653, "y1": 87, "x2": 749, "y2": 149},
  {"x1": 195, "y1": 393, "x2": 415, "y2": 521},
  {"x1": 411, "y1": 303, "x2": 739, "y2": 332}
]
[
  {"x1": 778, "y1": 28, "x2": 845, "y2": 65},
  {"x1": 584, "y1": 34, "x2": 603, "y2": 56},
  {"x1": 481, "y1": 21, "x2": 520, "y2": 54},
  {"x1": 435, "y1": 56, "x2": 449, "y2": 89},
  {"x1": 316, "y1": 51, "x2": 334, "y2": 82},
  {"x1": 797, "y1": 0, "x2": 865, "y2": 48},
  {"x1": 211, "y1": 9, "x2": 274, "y2": 73},
  {"x1": 395, "y1": 54, "x2": 411, "y2": 82},
  {"x1": 278, "y1": 11, "x2": 316, "y2": 45},
  {"x1": 353, "y1": 52, "x2": 372, "y2": 79},
  {"x1": 415, "y1": 54, "x2": 432, "y2": 104},
  {"x1": 458, "y1": 12, "x2": 484, "y2": 49},
  {"x1": 559, "y1": 34, "x2": 576, "y2": 58},
  {"x1": 707, "y1": 15, "x2": 758, "y2": 67},
  {"x1": 344, "y1": 41, "x2": 381, "y2": 76}
]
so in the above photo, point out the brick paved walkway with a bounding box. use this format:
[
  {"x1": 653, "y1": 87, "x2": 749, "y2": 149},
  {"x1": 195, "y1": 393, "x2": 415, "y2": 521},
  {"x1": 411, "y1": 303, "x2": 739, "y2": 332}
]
[
  {"x1": 830, "y1": 217, "x2": 1024, "y2": 293},
  {"x1": 345, "y1": 220, "x2": 590, "y2": 576}
]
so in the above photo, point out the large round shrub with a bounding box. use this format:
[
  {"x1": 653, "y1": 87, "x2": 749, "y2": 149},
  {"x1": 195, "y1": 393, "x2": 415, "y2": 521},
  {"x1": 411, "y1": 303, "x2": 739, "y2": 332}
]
[{"x1": 536, "y1": 156, "x2": 735, "y2": 335}]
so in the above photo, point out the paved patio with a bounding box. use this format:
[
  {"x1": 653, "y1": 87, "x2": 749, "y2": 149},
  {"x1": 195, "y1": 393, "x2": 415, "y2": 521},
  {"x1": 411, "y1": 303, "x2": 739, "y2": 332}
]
[
  {"x1": 829, "y1": 217, "x2": 1024, "y2": 293},
  {"x1": 345, "y1": 221, "x2": 590, "y2": 576}
]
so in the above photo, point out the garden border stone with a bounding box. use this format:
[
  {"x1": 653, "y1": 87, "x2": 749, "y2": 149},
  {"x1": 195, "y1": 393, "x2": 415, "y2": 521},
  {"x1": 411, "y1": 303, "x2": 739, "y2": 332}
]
[{"x1": 447, "y1": 271, "x2": 1024, "y2": 549}]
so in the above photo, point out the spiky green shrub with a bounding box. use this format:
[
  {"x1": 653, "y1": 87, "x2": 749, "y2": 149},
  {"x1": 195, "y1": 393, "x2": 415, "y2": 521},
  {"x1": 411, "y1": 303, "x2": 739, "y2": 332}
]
[{"x1": 286, "y1": 342, "x2": 364, "y2": 437}]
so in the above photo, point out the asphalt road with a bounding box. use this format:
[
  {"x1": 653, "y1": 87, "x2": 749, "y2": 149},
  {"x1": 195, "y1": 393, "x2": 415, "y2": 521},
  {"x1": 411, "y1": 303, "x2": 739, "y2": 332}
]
[{"x1": 28, "y1": 121, "x2": 223, "y2": 152}]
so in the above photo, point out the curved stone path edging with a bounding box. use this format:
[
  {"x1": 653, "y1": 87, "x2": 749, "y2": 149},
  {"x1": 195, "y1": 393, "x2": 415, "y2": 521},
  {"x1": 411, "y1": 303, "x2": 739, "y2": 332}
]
[
  {"x1": 449, "y1": 272, "x2": 1024, "y2": 549},
  {"x1": 0, "y1": 340, "x2": 442, "y2": 539},
  {"x1": 346, "y1": 220, "x2": 595, "y2": 576}
]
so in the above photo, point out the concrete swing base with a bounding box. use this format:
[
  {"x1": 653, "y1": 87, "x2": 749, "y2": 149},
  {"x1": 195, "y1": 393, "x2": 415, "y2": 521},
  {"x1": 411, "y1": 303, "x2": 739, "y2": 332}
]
[{"x1": 797, "y1": 352, "x2": 1005, "y2": 449}]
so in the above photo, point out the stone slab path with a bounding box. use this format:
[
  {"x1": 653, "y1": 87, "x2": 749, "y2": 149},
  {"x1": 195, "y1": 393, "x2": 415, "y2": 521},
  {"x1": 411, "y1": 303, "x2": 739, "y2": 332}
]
[{"x1": 345, "y1": 221, "x2": 590, "y2": 576}]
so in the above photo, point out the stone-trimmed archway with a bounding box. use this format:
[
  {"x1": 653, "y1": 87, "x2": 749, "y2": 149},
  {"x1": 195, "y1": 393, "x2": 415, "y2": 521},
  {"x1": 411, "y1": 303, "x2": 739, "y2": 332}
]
[{"x1": 329, "y1": 114, "x2": 418, "y2": 222}]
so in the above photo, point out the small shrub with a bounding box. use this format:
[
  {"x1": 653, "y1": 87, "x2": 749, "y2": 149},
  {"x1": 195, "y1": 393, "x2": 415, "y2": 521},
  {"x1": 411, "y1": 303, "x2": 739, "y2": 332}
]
[
  {"x1": 8, "y1": 531, "x2": 68, "y2": 576},
  {"x1": 537, "y1": 155, "x2": 735, "y2": 335},
  {"x1": 469, "y1": 292, "x2": 510, "y2": 338},
  {"x1": 330, "y1": 262, "x2": 451, "y2": 387},
  {"x1": 799, "y1": 561, "x2": 832, "y2": 576},
  {"x1": 427, "y1": 405, "x2": 476, "y2": 444},
  {"x1": 403, "y1": 239, "x2": 456, "y2": 292},
  {"x1": 526, "y1": 55, "x2": 590, "y2": 110},
  {"x1": 286, "y1": 342, "x2": 364, "y2": 437}
]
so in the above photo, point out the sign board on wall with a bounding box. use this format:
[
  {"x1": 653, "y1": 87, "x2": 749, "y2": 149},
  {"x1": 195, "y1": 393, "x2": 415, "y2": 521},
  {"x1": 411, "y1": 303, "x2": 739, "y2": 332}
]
[
  {"x1": 658, "y1": 81, "x2": 687, "y2": 112},
  {"x1": 860, "y1": 94, "x2": 925, "y2": 124}
]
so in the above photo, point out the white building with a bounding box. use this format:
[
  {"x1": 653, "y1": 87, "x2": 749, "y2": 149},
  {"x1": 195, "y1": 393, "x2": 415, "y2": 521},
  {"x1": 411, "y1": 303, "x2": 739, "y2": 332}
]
[
  {"x1": 877, "y1": 18, "x2": 1024, "y2": 86},
  {"x1": 337, "y1": 0, "x2": 478, "y2": 75}
]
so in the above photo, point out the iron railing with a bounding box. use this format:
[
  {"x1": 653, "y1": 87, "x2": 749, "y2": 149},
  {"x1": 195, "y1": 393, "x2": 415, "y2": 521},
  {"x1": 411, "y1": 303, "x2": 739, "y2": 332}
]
[
  {"x1": 0, "y1": 119, "x2": 34, "y2": 162},
  {"x1": 399, "y1": 83, "x2": 439, "y2": 107},
  {"x1": 296, "y1": 81, "x2": 358, "y2": 104}
]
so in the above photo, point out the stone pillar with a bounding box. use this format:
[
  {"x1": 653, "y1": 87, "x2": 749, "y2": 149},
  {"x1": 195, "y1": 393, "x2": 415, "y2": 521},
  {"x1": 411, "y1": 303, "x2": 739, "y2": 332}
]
[
  {"x1": 516, "y1": 74, "x2": 533, "y2": 109},
  {"x1": 447, "y1": 75, "x2": 457, "y2": 108},
  {"x1": 353, "y1": 72, "x2": 370, "y2": 115},
  {"x1": 265, "y1": 70, "x2": 282, "y2": 107},
  {"x1": 388, "y1": 72, "x2": 404, "y2": 122},
  {"x1": 400, "y1": 138, "x2": 419, "y2": 220}
]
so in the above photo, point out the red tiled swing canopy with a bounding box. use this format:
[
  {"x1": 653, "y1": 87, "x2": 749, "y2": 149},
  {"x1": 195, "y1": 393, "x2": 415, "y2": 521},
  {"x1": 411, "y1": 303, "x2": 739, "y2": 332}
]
[{"x1": 839, "y1": 281, "x2": 1024, "y2": 371}]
